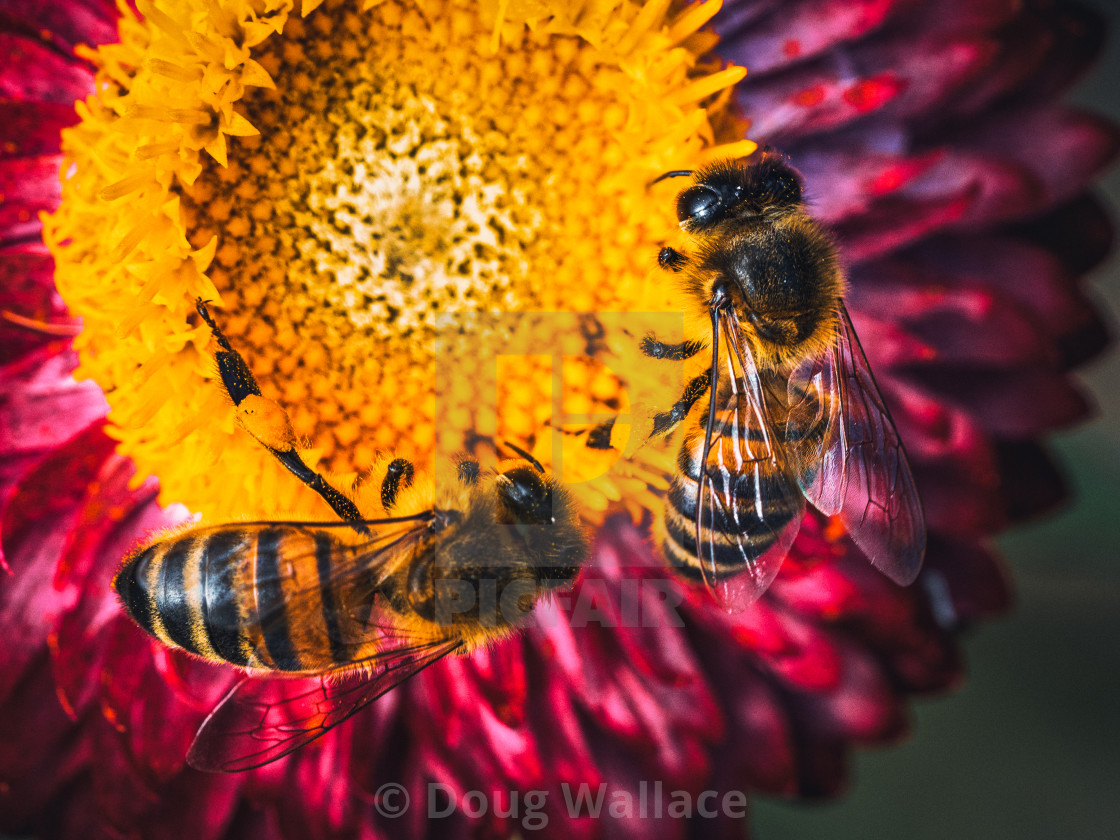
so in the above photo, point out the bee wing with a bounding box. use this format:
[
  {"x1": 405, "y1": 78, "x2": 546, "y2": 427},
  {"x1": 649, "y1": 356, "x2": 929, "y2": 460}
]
[
  {"x1": 195, "y1": 514, "x2": 432, "y2": 672},
  {"x1": 786, "y1": 304, "x2": 926, "y2": 584},
  {"x1": 187, "y1": 635, "x2": 463, "y2": 773},
  {"x1": 692, "y1": 311, "x2": 805, "y2": 612}
]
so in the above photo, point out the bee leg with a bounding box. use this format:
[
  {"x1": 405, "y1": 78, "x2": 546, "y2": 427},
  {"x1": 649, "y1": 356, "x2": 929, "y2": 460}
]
[
  {"x1": 658, "y1": 247, "x2": 688, "y2": 272},
  {"x1": 195, "y1": 299, "x2": 368, "y2": 534},
  {"x1": 585, "y1": 420, "x2": 616, "y2": 450},
  {"x1": 584, "y1": 370, "x2": 710, "y2": 451},
  {"x1": 380, "y1": 458, "x2": 415, "y2": 511},
  {"x1": 648, "y1": 372, "x2": 710, "y2": 439},
  {"x1": 640, "y1": 334, "x2": 704, "y2": 361}
]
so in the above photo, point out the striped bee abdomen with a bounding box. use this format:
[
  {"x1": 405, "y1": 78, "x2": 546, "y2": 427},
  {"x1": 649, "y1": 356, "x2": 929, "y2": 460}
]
[
  {"x1": 114, "y1": 525, "x2": 359, "y2": 673},
  {"x1": 662, "y1": 419, "x2": 805, "y2": 581}
]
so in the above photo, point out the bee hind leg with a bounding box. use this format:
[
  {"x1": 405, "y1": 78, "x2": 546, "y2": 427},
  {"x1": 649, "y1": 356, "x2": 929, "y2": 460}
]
[{"x1": 194, "y1": 299, "x2": 368, "y2": 533}]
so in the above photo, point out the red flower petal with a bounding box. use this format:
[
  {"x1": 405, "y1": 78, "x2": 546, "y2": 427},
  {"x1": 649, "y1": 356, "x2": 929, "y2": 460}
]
[{"x1": 0, "y1": 33, "x2": 94, "y2": 103}]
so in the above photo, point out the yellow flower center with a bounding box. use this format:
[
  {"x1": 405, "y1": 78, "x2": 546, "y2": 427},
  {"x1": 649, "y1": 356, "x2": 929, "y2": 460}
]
[{"x1": 46, "y1": 0, "x2": 752, "y2": 523}]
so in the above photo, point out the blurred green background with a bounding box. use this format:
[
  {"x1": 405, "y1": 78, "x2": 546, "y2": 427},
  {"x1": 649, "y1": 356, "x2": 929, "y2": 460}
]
[{"x1": 753, "y1": 2, "x2": 1120, "y2": 837}]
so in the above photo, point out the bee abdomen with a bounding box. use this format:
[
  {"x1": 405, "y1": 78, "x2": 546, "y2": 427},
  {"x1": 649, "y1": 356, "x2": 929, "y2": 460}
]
[
  {"x1": 664, "y1": 418, "x2": 801, "y2": 580},
  {"x1": 116, "y1": 529, "x2": 258, "y2": 666},
  {"x1": 201, "y1": 529, "x2": 256, "y2": 666}
]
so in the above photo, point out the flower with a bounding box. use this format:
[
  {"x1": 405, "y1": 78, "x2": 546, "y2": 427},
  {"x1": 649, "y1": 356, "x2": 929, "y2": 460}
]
[{"x1": 0, "y1": 2, "x2": 1115, "y2": 840}]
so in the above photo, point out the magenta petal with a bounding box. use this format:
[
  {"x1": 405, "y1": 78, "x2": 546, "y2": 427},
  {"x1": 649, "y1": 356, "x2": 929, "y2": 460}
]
[
  {"x1": 0, "y1": 344, "x2": 107, "y2": 457},
  {"x1": 853, "y1": 281, "x2": 1058, "y2": 368},
  {"x1": 950, "y1": 107, "x2": 1120, "y2": 214},
  {"x1": 921, "y1": 367, "x2": 1090, "y2": 436},
  {"x1": 0, "y1": 155, "x2": 64, "y2": 240},
  {"x1": 735, "y1": 31, "x2": 999, "y2": 142},
  {"x1": 0, "y1": 33, "x2": 95, "y2": 103},
  {"x1": 859, "y1": 237, "x2": 1099, "y2": 351},
  {"x1": 0, "y1": 247, "x2": 76, "y2": 362},
  {"x1": 720, "y1": 0, "x2": 907, "y2": 75},
  {"x1": 793, "y1": 144, "x2": 944, "y2": 223},
  {"x1": 0, "y1": 0, "x2": 121, "y2": 52},
  {"x1": 791, "y1": 640, "x2": 902, "y2": 743},
  {"x1": 0, "y1": 101, "x2": 78, "y2": 158}
]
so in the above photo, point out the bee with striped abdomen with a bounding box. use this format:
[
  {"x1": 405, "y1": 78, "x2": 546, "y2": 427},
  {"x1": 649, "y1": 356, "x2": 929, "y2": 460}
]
[
  {"x1": 625, "y1": 153, "x2": 925, "y2": 611},
  {"x1": 114, "y1": 300, "x2": 587, "y2": 772}
]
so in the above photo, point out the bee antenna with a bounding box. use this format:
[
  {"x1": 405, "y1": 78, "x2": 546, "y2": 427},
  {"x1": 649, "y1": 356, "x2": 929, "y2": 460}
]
[
  {"x1": 650, "y1": 169, "x2": 693, "y2": 186},
  {"x1": 501, "y1": 441, "x2": 544, "y2": 474}
]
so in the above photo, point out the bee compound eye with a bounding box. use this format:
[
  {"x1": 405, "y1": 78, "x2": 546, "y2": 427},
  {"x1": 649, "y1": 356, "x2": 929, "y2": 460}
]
[
  {"x1": 676, "y1": 185, "x2": 722, "y2": 225},
  {"x1": 496, "y1": 466, "x2": 553, "y2": 525}
]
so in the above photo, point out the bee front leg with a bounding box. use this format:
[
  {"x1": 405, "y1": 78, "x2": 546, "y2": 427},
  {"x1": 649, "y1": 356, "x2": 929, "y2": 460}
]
[
  {"x1": 639, "y1": 334, "x2": 704, "y2": 361},
  {"x1": 584, "y1": 370, "x2": 709, "y2": 450},
  {"x1": 648, "y1": 373, "x2": 710, "y2": 439},
  {"x1": 637, "y1": 331, "x2": 707, "y2": 439},
  {"x1": 195, "y1": 299, "x2": 368, "y2": 533}
]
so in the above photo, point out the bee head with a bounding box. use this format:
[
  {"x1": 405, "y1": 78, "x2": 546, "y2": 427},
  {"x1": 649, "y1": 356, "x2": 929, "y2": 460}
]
[
  {"x1": 495, "y1": 465, "x2": 554, "y2": 525},
  {"x1": 667, "y1": 153, "x2": 804, "y2": 233}
]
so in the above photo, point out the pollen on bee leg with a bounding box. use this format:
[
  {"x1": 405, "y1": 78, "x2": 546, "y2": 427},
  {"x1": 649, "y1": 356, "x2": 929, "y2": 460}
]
[{"x1": 236, "y1": 394, "x2": 297, "y2": 451}]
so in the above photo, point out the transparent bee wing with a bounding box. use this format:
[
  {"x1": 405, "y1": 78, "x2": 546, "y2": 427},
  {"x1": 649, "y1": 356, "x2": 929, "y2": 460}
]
[
  {"x1": 194, "y1": 513, "x2": 434, "y2": 674},
  {"x1": 786, "y1": 304, "x2": 926, "y2": 584},
  {"x1": 187, "y1": 635, "x2": 464, "y2": 773},
  {"x1": 692, "y1": 311, "x2": 805, "y2": 612}
]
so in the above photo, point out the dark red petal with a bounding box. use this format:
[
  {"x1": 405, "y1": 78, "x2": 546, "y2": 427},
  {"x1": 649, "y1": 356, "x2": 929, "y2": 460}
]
[
  {"x1": 862, "y1": 237, "x2": 1102, "y2": 354},
  {"x1": 852, "y1": 280, "x2": 1058, "y2": 368},
  {"x1": 1012, "y1": 193, "x2": 1114, "y2": 276},
  {"x1": 789, "y1": 640, "x2": 904, "y2": 744},
  {"x1": 793, "y1": 143, "x2": 944, "y2": 224},
  {"x1": 993, "y1": 440, "x2": 1069, "y2": 523},
  {"x1": 0, "y1": 344, "x2": 106, "y2": 459},
  {"x1": 946, "y1": 107, "x2": 1120, "y2": 217},
  {"x1": 832, "y1": 188, "x2": 974, "y2": 263},
  {"x1": 0, "y1": 32, "x2": 95, "y2": 103},
  {"x1": 911, "y1": 461, "x2": 1005, "y2": 539},
  {"x1": 0, "y1": 652, "x2": 92, "y2": 829},
  {"x1": 0, "y1": 101, "x2": 78, "y2": 158},
  {"x1": 920, "y1": 538, "x2": 1010, "y2": 630},
  {"x1": 712, "y1": 669, "x2": 796, "y2": 794},
  {"x1": 0, "y1": 0, "x2": 120, "y2": 53},
  {"x1": 0, "y1": 423, "x2": 115, "y2": 698},
  {"x1": 1001, "y1": 0, "x2": 1110, "y2": 107},
  {"x1": 0, "y1": 246, "x2": 76, "y2": 363},
  {"x1": 736, "y1": 31, "x2": 1000, "y2": 142},
  {"x1": 720, "y1": 0, "x2": 906, "y2": 75},
  {"x1": 0, "y1": 155, "x2": 63, "y2": 241},
  {"x1": 917, "y1": 366, "x2": 1090, "y2": 437}
]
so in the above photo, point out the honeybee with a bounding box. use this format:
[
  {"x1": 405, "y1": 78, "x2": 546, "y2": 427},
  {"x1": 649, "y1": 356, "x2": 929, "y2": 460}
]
[
  {"x1": 114, "y1": 300, "x2": 588, "y2": 772},
  {"x1": 631, "y1": 153, "x2": 925, "y2": 611}
]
